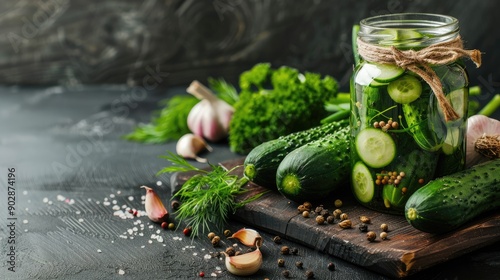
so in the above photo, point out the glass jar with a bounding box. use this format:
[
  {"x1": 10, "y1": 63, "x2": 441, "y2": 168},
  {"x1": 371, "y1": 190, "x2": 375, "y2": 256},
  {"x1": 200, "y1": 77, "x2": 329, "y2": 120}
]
[{"x1": 350, "y1": 13, "x2": 470, "y2": 214}]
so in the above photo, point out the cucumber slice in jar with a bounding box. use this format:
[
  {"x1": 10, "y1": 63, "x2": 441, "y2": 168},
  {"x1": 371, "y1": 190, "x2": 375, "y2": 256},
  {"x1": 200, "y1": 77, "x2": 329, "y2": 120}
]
[
  {"x1": 355, "y1": 128, "x2": 396, "y2": 168},
  {"x1": 387, "y1": 75, "x2": 422, "y2": 104},
  {"x1": 355, "y1": 63, "x2": 404, "y2": 86},
  {"x1": 377, "y1": 29, "x2": 424, "y2": 46},
  {"x1": 352, "y1": 161, "x2": 375, "y2": 203}
]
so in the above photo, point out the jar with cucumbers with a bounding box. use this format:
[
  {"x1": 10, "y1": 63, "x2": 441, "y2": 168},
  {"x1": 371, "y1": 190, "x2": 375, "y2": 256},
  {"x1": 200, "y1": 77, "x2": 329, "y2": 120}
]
[{"x1": 350, "y1": 13, "x2": 481, "y2": 214}]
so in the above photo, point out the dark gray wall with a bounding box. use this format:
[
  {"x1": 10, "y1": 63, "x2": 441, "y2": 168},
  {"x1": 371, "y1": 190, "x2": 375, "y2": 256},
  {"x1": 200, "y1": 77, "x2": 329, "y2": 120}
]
[{"x1": 0, "y1": 0, "x2": 498, "y2": 98}]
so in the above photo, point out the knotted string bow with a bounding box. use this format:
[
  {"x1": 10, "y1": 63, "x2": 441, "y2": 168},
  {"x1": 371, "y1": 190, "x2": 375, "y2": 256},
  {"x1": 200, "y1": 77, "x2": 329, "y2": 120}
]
[{"x1": 357, "y1": 36, "x2": 482, "y2": 122}]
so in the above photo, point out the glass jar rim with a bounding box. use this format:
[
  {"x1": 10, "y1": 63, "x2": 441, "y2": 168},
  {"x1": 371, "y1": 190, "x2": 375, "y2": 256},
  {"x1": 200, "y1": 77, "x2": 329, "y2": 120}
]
[
  {"x1": 359, "y1": 13, "x2": 459, "y2": 47},
  {"x1": 360, "y1": 13, "x2": 458, "y2": 30}
]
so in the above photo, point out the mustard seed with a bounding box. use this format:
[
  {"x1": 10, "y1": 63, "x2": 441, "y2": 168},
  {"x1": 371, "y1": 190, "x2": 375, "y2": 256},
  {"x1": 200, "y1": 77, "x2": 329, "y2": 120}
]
[
  {"x1": 302, "y1": 210, "x2": 310, "y2": 218},
  {"x1": 381, "y1": 223, "x2": 389, "y2": 232},
  {"x1": 278, "y1": 258, "x2": 285, "y2": 267},
  {"x1": 334, "y1": 199, "x2": 343, "y2": 208},
  {"x1": 340, "y1": 213, "x2": 348, "y2": 221},
  {"x1": 223, "y1": 229, "x2": 231, "y2": 237},
  {"x1": 367, "y1": 231, "x2": 376, "y2": 242},
  {"x1": 380, "y1": 232, "x2": 388, "y2": 240},
  {"x1": 303, "y1": 201, "x2": 312, "y2": 210},
  {"x1": 207, "y1": 232, "x2": 216, "y2": 240},
  {"x1": 295, "y1": 261, "x2": 303, "y2": 269},
  {"x1": 316, "y1": 215, "x2": 325, "y2": 225}
]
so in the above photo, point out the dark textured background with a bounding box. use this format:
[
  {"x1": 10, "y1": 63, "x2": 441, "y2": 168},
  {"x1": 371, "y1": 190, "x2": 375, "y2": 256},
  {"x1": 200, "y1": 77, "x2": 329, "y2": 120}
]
[{"x1": 0, "y1": 0, "x2": 498, "y2": 97}]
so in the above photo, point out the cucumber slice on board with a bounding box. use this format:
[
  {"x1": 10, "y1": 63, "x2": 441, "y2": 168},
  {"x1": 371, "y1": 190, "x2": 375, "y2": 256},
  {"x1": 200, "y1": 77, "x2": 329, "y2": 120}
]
[
  {"x1": 352, "y1": 161, "x2": 375, "y2": 203},
  {"x1": 387, "y1": 75, "x2": 422, "y2": 104},
  {"x1": 355, "y1": 128, "x2": 396, "y2": 168}
]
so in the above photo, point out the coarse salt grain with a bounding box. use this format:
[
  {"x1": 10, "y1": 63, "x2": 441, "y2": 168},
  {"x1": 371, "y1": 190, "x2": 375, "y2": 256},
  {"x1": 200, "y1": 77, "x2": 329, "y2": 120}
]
[
  {"x1": 110, "y1": 194, "x2": 115, "y2": 198},
  {"x1": 117, "y1": 191, "x2": 121, "y2": 195},
  {"x1": 23, "y1": 191, "x2": 28, "y2": 195},
  {"x1": 204, "y1": 254, "x2": 211, "y2": 260},
  {"x1": 48, "y1": 201, "x2": 53, "y2": 205},
  {"x1": 112, "y1": 200, "x2": 117, "y2": 205},
  {"x1": 156, "y1": 181, "x2": 162, "y2": 186},
  {"x1": 148, "y1": 240, "x2": 153, "y2": 244},
  {"x1": 57, "y1": 195, "x2": 65, "y2": 201},
  {"x1": 43, "y1": 197, "x2": 49, "y2": 203},
  {"x1": 23, "y1": 220, "x2": 28, "y2": 224},
  {"x1": 193, "y1": 252, "x2": 197, "y2": 256},
  {"x1": 157, "y1": 236, "x2": 164, "y2": 243},
  {"x1": 103, "y1": 201, "x2": 111, "y2": 206},
  {"x1": 78, "y1": 218, "x2": 84, "y2": 223},
  {"x1": 141, "y1": 195, "x2": 146, "y2": 201},
  {"x1": 97, "y1": 249, "x2": 102, "y2": 253},
  {"x1": 118, "y1": 269, "x2": 125, "y2": 275},
  {"x1": 112, "y1": 205, "x2": 120, "y2": 211},
  {"x1": 211, "y1": 273, "x2": 217, "y2": 277},
  {"x1": 75, "y1": 210, "x2": 81, "y2": 215},
  {"x1": 128, "y1": 196, "x2": 134, "y2": 201}
]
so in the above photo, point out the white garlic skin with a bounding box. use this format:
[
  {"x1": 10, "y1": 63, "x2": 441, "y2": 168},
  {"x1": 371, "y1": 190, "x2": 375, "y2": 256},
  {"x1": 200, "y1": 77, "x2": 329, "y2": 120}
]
[{"x1": 176, "y1": 133, "x2": 212, "y2": 163}]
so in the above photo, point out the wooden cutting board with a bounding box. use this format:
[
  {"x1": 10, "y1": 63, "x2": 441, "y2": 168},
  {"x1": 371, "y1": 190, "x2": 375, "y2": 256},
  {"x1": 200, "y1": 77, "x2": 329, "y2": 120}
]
[{"x1": 170, "y1": 157, "x2": 500, "y2": 278}]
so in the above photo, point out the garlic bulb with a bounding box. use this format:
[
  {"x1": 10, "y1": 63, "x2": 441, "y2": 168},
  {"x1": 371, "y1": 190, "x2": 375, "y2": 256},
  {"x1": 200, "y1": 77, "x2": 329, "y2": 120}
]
[
  {"x1": 466, "y1": 115, "x2": 500, "y2": 168},
  {"x1": 187, "y1": 80, "x2": 234, "y2": 142},
  {"x1": 176, "y1": 133, "x2": 212, "y2": 163},
  {"x1": 140, "y1": 186, "x2": 169, "y2": 223}
]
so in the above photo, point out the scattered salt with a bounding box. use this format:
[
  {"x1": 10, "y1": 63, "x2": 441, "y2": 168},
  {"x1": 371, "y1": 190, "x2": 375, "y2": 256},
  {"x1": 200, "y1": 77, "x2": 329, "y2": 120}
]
[
  {"x1": 128, "y1": 196, "x2": 134, "y2": 201},
  {"x1": 48, "y1": 201, "x2": 53, "y2": 205},
  {"x1": 43, "y1": 198, "x2": 49, "y2": 203},
  {"x1": 157, "y1": 236, "x2": 164, "y2": 243},
  {"x1": 23, "y1": 220, "x2": 28, "y2": 224},
  {"x1": 141, "y1": 195, "x2": 146, "y2": 201},
  {"x1": 103, "y1": 201, "x2": 111, "y2": 206},
  {"x1": 78, "y1": 218, "x2": 84, "y2": 223},
  {"x1": 116, "y1": 191, "x2": 121, "y2": 195},
  {"x1": 156, "y1": 181, "x2": 162, "y2": 186},
  {"x1": 112, "y1": 205, "x2": 120, "y2": 211},
  {"x1": 110, "y1": 194, "x2": 116, "y2": 198},
  {"x1": 112, "y1": 200, "x2": 117, "y2": 205},
  {"x1": 57, "y1": 195, "x2": 66, "y2": 201},
  {"x1": 97, "y1": 249, "x2": 102, "y2": 253},
  {"x1": 23, "y1": 191, "x2": 28, "y2": 195},
  {"x1": 118, "y1": 269, "x2": 125, "y2": 275},
  {"x1": 75, "y1": 210, "x2": 81, "y2": 215},
  {"x1": 193, "y1": 252, "x2": 198, "y2": 256},
  {"x1": 211, "y1": 273, "x2": 217, "y2": 277},
  {"x1": 204, "y1": 254, "x2": 211, "y2": 260},
  {"x1": 148, "y1": 240, "x2": 153, "y2": 244}
]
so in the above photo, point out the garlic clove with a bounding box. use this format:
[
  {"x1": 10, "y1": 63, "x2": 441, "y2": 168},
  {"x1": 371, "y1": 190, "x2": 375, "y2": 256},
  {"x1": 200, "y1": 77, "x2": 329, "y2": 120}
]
[
  {"x1": 229, "y1": 228, "x2": 263, "y2": 248},
  {"x1": 224, "y1": 247, "x2": 263, "y2": 276},
  {"x1": 140, "y1": 186, "x2": 169, "y2": 223},
  {"x1": 176, "y1": 133, "x2": 212, "y2": 163}
]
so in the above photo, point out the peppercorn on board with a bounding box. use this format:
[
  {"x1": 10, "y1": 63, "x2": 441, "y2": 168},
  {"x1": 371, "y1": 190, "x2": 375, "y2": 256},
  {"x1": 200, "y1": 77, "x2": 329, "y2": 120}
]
[{"x1": 171, "y1": 157, "x2": 500, "y2": 278}]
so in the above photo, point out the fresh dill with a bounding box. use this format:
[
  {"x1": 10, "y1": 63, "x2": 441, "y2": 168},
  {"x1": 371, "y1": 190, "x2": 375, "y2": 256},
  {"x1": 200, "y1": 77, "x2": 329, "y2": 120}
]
[{"x1": 158, "y1": 152, "x2": 265, "y2": 237}]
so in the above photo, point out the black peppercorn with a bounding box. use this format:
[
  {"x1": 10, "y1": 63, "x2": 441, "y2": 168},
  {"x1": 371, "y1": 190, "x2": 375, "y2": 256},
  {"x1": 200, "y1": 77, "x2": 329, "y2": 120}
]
[
  {"x1": 278, "y1": 258, "x2": 285, "y2": 267},
  {"x1": 295, "y1": 261, "x2": 303, "y2": 269},
  {"x1": 326, "y1": 215, "x2": 335, "y2": 224},
  {"x1": 291, "y1": 247, "x2": 298, "y2": 255},
  {"x1": 327, "y1": 262, "x2": 336, "y2": 271},
  {"x1": 305, "y1": 270, "x2": 314, "y2": 279},
  {"x1": 225, "y1": 247, "x2": 235, "y2": 256},
  {"x1": 281, "y1": 246, "x2": 290, "y2": 255},
  {"x1": 282, "y1": 270, "x2": 290, "y2": 278},
  {"x1": 273, "y1": 236, "x2": 282, "y2": 244},
  {"x1": 358, "y1": 223, "x2": 369, "y2": 232},
  {"x1": 170, "y1": 200, "x2": 180, "y2": 210}
]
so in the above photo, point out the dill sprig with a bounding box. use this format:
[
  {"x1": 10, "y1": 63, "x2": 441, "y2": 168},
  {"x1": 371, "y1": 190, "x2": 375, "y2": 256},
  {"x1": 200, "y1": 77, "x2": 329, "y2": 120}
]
[{"x1": 158, "y1": 152, "x2": 265, "y2": 237}]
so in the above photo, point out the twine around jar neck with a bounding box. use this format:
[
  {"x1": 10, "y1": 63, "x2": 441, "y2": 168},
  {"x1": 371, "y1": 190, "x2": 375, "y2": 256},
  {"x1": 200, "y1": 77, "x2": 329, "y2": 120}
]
[{"x1": 357, "y1": 35, "x2": 482, "y2": 122}]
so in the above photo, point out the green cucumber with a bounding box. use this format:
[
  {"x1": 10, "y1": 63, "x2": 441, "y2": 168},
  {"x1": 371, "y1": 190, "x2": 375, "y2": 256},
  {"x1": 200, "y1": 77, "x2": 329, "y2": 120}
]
[
  {"x1": 355, "y1": 128, "x2": 396, "y2": 168},
  {"x1": 352, "y1": 161, "x2": 375, "y2": 203},
  {"x1": 387, "y1": 75, "x2": 422, "y2": 104},
  {"x1": 276, "y1": 126, "x2": 350, "y2": 202},
  {"x1": 403, "y1": 93, "x2": 444, "y2": 152},
  {"x1": 382, "y1": 149, "x2": 438, "y2": 211},
  {"x1": 405, "y1": 159, "x2": 500, "y2": 234},
  {"x1": 244, "y1": 119, "x2": 349, "y2": 188}
]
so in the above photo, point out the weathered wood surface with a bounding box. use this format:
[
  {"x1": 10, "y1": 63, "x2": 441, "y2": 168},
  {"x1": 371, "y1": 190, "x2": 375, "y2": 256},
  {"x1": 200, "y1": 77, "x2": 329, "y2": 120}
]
[
  {"x1": 172, "y1": 157, "x2": 500, "y2": 278},
  {"x1": 0, "y1": 0, "x2": 499, "y2": 92}
]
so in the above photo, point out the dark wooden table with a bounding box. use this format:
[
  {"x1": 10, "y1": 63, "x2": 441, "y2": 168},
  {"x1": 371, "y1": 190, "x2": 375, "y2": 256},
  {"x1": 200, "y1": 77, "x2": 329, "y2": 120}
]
[{"x1": 1, "y1": 85, "x2": 499, "y2": 279}]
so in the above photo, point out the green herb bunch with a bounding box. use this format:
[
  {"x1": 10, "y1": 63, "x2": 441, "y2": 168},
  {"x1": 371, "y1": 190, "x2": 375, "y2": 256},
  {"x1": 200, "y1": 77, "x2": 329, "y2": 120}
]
[{"x1": 158, "y1": 153, "x2": 265, "y2": 237}]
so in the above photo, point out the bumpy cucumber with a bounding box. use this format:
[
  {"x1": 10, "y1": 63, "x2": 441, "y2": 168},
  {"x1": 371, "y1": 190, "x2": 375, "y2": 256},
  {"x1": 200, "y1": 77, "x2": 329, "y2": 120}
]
[
  {"x1": 382, "y1": 149, "x2": 438, "y2": 211},
  {"x1": 405, "y1": 159, "x2": 500, "y2": 234},
  {"x1": 276, "y1": 126, "x2": 350, "y2": 203},
  {"x1": 403, "y1": 93, "x2": 445, "y2": 152},
  {"x1": 244, "y1": 119, "x2": 348, "y2": 188}
]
